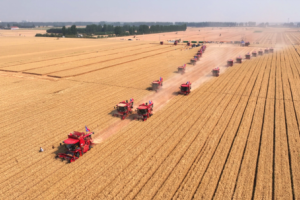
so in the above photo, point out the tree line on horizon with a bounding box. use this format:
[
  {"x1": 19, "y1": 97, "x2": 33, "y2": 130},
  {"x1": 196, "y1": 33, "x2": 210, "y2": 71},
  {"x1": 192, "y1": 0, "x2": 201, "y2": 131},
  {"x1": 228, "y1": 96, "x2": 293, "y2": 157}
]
[{"x1": 45, "y1": 24, "x2": 187, "y2": 37}]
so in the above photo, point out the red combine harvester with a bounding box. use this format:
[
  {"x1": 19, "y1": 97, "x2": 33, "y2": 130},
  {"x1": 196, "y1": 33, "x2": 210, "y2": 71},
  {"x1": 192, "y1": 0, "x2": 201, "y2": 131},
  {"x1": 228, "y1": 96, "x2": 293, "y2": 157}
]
[
  {"x1": 113, "y1": 98, "x2": 134, "y2": 119},
  {"x1": 174, "y1": 41, "x2": 178, "y2": 45},
  {"x1": 151, "y1": 77, "x2": 163, "y2": 92},
  {"x1": 56, "y1": 131, "x2": 94, "y2": 163},
  {"x1": 136, "y1": 101, "x2": 153, "y2": 121},
  {"x1": 227, "y1": 59, "x2": 233, "y2": 66},
  {"x1": 245, "y1": 42, "x2": 250, "y2": 46},
  {"x1": 178, "y1": 64, "x2": 186, "y2": 74},
  {"x1": 236, "y1": 56, "x2": 242, "y2": 63},
  {"x1": 202, "y1": 45, "x2": 207, "y2": 51},
  {"x1": 212, "y1": 67, "x2": 220, "y2": 77},
  {"x1": 179, "y1": 81, "x2": 192, "y2": 95},
  {"x1": 258, "y1": 49, "x2": 263, "y2": 56},
  {"x1": 187, "y1": 42, "x2": 191, "y2": 46},
  {"x1": 252, "y1": 51, "x2": 257, "y2": 57},
  {"x1": 269, "y1": 48, "x2": 274, "y2": 53},
  {"x1": 160, "y1": 41, "x2": 163, "y2": 45},
  {"x1": 264, "y1": 48, "x2": 269, "y2": 54},
  {"x1": 194, "y1": 55, "x2": 200, "y2": 61},
  {"x1": 245, "y1": 53, "x2": 251, "y2": 59},
  {"x1": 191, "y1": 58, "x2": 197, "y2": 66},
  {"x1": 197, "y1": 50, "x2": 203, "y2": 57}
]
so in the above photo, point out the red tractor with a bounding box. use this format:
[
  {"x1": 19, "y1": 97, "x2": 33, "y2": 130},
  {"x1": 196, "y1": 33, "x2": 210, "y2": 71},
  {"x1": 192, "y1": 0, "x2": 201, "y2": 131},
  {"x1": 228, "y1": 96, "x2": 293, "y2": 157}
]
[
  {"x1": 113, "y1": 98, "x2": 134, "y2": 120},
  {"x1": 258, "y1": 49, "x2": 263, "y2": 56},
  {"x1": 151, "y1": 77, "x2": 163, "y2": 92},
  {"x1": 252, "y1": 51, "x2": 257, "y2": 57},
  {"x1": 212, "y1": 67, "x2": 220, "y2": 77},
  {"x1": 56, "y1": 131, "x2": 94, "y2": 163},
  {"x1": 227, "y1": 59, "x2": 233, "y2": 66},
  {"x1": 178, "y1": 64, "x2": 186, "y2": 74},
  {"x1": 245, "y1": 53, "x2": 251, "y2": 59},
  {"x1": 236, "y1": 56, "x2": 242, "y2": 63},
  {"x1": 136, "y1": 101, "x2": 154, "y2": 121},
  {"x1": 179, "y1": 81, "x2": 192, "y2": 95}
]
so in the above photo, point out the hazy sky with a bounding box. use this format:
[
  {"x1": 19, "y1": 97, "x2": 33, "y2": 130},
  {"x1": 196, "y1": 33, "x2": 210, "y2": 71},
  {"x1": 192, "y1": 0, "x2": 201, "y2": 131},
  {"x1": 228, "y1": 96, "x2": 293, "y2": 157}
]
[{"x1": 0, "y1": 0, "x2": 299, "y2": 22}]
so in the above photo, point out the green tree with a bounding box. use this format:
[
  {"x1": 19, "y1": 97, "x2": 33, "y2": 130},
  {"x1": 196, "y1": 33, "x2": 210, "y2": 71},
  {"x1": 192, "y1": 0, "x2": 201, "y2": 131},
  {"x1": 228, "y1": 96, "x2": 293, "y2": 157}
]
[
  {"x1": 114, "y1": 26, "x2": 123, "y2": 35},
  {"x1": 70, "y1": 25, "x2": 77, "y2": 35},
  {"x1": 62, "y1": 26, "x2": 66, "y2": 35}
]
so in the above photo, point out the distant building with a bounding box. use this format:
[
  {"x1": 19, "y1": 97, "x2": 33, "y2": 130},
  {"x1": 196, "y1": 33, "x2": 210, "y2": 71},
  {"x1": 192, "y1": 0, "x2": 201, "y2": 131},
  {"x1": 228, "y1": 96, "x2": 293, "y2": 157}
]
[{"x1": 11, "y1": 26, "x2": 19, "y2": 30}]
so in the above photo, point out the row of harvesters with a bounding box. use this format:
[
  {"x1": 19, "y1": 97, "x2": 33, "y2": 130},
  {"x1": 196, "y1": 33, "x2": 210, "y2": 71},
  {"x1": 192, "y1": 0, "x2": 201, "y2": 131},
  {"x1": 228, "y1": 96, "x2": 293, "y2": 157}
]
[{"x1": 191, "y1": 45, "x2": 206, "y2": 66}]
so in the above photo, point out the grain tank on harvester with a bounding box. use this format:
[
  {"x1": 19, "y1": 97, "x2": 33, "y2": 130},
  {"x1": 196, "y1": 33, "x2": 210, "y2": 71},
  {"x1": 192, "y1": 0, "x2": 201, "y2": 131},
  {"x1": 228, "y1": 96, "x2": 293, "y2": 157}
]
[
  {"x1": 136, "y1": 101, "x2": 154, "y2": 121},
  {"x1": 178, "y1": 64, "x2": 186, "y2": 74},
  {"x1": 212, "y1": 67, "x2": 220, "y2": 77},
  {"x1": 179, "y1": 81, "x2": 192, "y2": 95},
  {"x1": 151, "y1": 77, "x2": 163, "y2": 92},
  {"x1": 114, "y1": 98, "x2": 134, "y2": 120},
  {"x1": 55, "y1": 130, "x2": 94, "y2": 163}
]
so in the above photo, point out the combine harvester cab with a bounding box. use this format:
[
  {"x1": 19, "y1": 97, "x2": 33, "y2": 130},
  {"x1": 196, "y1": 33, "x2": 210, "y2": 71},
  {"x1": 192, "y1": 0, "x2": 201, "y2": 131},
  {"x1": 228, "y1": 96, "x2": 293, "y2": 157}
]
[
  {"x1": 151, "y1": 77, "x2": 163, "y2": 92},
  {"x1": 136, "y1": 101, "x2": 153, "y2": 121},
  {"x1": 178, "y1": 64, "x2": 186, "y2": 74},
  {"x1": 114, "y1": 98, "x2": 134, "y2": 120},
  {"x1": 269, "y1": 47, "x2": 274, "y2": 53},
  {"x1": 245, "y1": 53, "x2": 251, "y2": 59},
  {"x1": 179, "y1": 81, "x2": 192, "y2": 95},
  {"x1": 264, "y1": 48, "x2": 269, "y2": 54},
  {"x1": 212, "y1": 67, "x2": 220, "y2": 77},
  {"x1": 252, "y1": 51, "x2": 257, "y2": 57},
  {"x1": 258, "y1": 49, "x2": 263, "y2": 56},
  {"x1": 227, "y1": 59, "x2": 233, "y2": 67},
  {"x1": 236, "y1": 56, "x2": 242, "y2": 63},
  {"x1": 56, "y1": 131, "x2": 94, "y2": 163}
]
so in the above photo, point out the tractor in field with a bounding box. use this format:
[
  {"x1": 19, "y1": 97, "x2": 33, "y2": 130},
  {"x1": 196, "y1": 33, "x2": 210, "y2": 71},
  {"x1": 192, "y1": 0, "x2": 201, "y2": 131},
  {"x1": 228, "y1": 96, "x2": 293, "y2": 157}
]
[
  {"x1": 245, "y1": 53, "x2": 251, "y2": 59},
  {"x1": 227, "y1": 59, "x2": 233, "y2": 66},
  {"x1": 178, "y1": 64, "x2": 186, "y2": 74},
  {"x1": 212, "y1": 67, "x2": 220, "y2": 77},
  {"x1": 179, "y1": 81, "x2": 192, "y2": 95},
  {"x1": 269, "y1": 47, "x2": 274, "y2": 53},
  {"x1": 236, "y1": 56, "x2": 242, "y2": 63},
  {"x1": 136, "y1": 101, "x2": 154, "y2": 121},
  {"x1": 113, "y1": 98, "x2": 134, "y2": 120},
  {"x1": 55, "y1": 131, "x2": 94, "y2": 163},
  {"x1": 252, "y1": 51, "x2": 257, "y2": 57},
  {"x1": 264, "y1": 48, "x2": 269, "y2": 54},
  {"x1": 151, "y1": 77, "x2": 163, "y2": 92},
  {"x1": 258, "y1": 49, "x2": 263, "y2": 56}
]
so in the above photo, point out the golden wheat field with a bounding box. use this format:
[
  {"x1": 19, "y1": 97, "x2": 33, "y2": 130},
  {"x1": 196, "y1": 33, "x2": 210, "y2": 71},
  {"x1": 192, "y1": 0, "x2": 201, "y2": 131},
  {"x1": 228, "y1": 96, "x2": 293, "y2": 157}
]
[{"x1": 1, "y1": 27, "x2": 300, "y2": 199}]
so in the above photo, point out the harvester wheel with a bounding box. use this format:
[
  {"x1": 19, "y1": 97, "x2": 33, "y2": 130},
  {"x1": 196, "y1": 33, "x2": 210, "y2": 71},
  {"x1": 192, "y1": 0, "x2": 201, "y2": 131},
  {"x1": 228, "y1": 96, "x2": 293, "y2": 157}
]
[
  {"x1": 89, "y1": 145, "x2": 91, "y2": 151},
  {"x1": 75, "y1": 152, "x2": 80, "y2": 158}
]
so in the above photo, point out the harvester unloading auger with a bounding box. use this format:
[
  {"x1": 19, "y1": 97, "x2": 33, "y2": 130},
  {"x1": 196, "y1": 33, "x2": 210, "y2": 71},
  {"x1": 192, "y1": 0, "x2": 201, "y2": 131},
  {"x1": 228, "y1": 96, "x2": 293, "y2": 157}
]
[
  {"x1": 56, "y1": 131, "x2": 94, "y2": 163},
  {"x1": 135, "y1": 101, "x2": 154, "y2": 121},
  {"x1": 178, "y1": 81, "x2": 192, "y2": 95},
  {"x1": 151, "y1": 77, "x2": 163, "y2": 92},
  {"x1": 113, "y1": 98, "x2": 134, "y2": 120}
]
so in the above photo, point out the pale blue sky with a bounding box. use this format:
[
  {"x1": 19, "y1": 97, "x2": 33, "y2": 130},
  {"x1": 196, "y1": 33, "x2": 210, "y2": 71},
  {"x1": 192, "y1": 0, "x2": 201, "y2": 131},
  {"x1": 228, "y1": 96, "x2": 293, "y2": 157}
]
[{"x1": 0, "y1": 0, "x2": 299, "y2": 22}]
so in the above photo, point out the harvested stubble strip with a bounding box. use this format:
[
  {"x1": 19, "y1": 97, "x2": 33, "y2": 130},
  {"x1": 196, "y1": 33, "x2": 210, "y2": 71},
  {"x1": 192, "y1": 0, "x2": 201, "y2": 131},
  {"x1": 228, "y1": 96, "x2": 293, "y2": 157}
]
[
  {"x1": 27, "y1": 96, "x2": 188, "y2": 200},
  {"x1": 253, "y1": 61, "x2": 275, "y2": 199},
  {"x1": 65, "y1": 57, "x2": 239, "y2": 199},
  {"x1": 274, "y1": 53, "x2": 293, "y2": 199},
  {"x1": 193, "y1": 56, "x2": 266, "y2": 199},
  {"x1": 125, "y1": 59, "x2": 252, "y2": 199},
  {"x1": 232, "y1": 58, "x2": 272, "y2": 199},
  {"x1": 153, "y1": 55, "x2": 256, "y2": 199},
  {"x1": 281, "y1": 54, "x2": 300, "y2": 199},
  {"x1": 175, "y1": 56, "x2": 264, "y2": 199}
]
